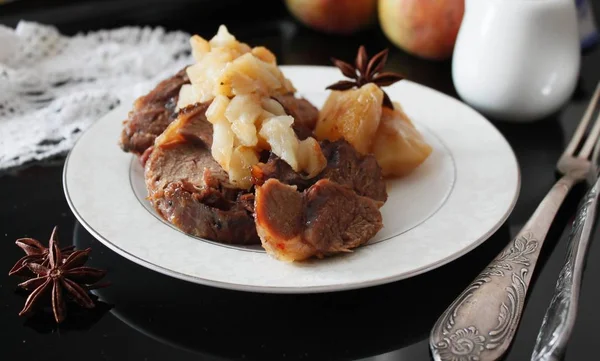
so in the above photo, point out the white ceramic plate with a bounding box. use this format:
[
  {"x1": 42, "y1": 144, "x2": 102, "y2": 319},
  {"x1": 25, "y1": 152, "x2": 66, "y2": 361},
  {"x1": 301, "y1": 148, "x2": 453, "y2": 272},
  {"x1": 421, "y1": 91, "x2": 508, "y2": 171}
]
[{"x1": 63, "y1": 66, "x2": 520, "y2": 293}]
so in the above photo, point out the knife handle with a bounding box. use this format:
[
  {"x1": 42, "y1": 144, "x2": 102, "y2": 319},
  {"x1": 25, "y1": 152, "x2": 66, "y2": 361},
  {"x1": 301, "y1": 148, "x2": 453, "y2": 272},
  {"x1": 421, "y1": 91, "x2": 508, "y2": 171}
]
[
  {"x1": 531, "y1": 178, "x2": 600, "y2": 361},
  {"x1": 430, "y1": 175, "x2": 577, "y2": 361}
]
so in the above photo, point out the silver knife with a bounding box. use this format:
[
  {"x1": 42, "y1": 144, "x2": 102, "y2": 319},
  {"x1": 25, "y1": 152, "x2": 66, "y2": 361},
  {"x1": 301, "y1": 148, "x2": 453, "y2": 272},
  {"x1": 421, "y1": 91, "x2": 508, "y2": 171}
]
[{"x1": 531, "y1": 165, "x2": 600, "y2": 361}]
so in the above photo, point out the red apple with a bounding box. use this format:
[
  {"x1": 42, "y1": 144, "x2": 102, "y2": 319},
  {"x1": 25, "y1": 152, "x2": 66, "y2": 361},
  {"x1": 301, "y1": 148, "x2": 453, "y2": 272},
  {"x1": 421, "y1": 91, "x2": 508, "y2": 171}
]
[
  {"x1": 378, "y1": 0, "x2": 464, "y2": 60},
  {"x1": 285, "y1": 0, "x2": 378, "y2": 35}
]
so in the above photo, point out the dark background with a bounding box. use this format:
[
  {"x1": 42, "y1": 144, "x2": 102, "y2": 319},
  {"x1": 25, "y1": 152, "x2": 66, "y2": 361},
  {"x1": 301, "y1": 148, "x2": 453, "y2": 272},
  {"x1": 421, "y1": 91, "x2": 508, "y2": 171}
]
[{"x1": 1, "y1": 1, "x2": 600, "y2": 360}]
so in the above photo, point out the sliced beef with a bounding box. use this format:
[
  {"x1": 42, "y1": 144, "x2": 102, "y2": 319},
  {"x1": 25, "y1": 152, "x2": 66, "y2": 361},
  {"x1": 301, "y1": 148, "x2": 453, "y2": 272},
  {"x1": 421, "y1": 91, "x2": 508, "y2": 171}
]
[
  {"x1": 237, "y1": 193, "x2": 256, "y2": 213},
  {"x1": 145, "y1": 104, "x2": 259, "y2": 245},
  {"x1": 154, "y1": 103, "x2": 214, "y2": 150},
  {"x1": 252, "y1": 139, "x2": 388, "y2": 203},
  {"x1": 273, "y1": 94, "x2": 319, "y2": 140},
  {"x1": 255, "y1": 178, "x2": 383, "y2": 262},
  {"x1": 119, "y1": 74, "x2": 318, "y2": 156},
  {"x1": 319, "y1": 139, "x2": 388, "y2": 203},
  {"x1": 120, "y1": 67, "x2": 190, "y2": 155},
  {"x1": 154, "y1": 182, "x2": 258, "y2": 244},
  {"x1": 145, "y1": 142, "x2": 238, "y2": 202},
  {"x1": 251, "y1": 152, "x2": 313, "y2": 190}
]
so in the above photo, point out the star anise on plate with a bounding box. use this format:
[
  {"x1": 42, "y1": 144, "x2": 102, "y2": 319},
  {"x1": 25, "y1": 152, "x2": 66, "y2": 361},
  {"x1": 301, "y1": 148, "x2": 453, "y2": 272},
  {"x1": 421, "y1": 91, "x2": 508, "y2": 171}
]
[
  {"x1": 326, "y1": 45, "x2": 405, "y2": 109},
  {"x1": 11, "y1": 227, "x2": 109, "y2": 323},
  {"x1": 8, "y1": 227, "x2": 75, "y2": 277}
]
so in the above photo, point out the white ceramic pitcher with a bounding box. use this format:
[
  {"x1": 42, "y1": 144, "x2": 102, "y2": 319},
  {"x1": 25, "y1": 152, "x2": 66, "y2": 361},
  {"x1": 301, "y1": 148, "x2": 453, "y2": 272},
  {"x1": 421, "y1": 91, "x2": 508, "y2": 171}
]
[{"x1": 452, "y1": 0, "x2": 581, "y2": 122}]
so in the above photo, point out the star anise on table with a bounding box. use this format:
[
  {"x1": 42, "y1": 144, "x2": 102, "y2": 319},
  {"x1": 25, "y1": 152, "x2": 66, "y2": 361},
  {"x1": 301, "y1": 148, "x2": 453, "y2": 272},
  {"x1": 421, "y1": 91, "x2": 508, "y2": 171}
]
[
  {"x1": 9, "y1": 227, "x2": 75, "y2": 277},
  {"x1": 9, "y1": 227, "x2": 109, "y2": 323},
  {"x1": 326, "y1": 45, "x2": 405, "y2": 109}
]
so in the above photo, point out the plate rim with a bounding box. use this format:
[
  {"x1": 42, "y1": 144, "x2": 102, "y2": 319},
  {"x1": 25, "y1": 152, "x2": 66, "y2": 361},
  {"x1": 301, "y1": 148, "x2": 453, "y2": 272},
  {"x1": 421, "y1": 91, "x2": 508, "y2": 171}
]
[{"x1": 63, "y1": 65, "x2": 521, "y2": 293}]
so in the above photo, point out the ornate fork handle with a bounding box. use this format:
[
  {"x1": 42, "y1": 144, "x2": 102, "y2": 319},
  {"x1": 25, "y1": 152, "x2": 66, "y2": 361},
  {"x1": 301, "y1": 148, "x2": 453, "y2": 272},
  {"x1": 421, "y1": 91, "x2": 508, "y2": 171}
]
[
  {"x1": 430, "y1": 175, "x2": 579, "y2": 361},
  {"x1": 531, "y1": 176, "x2": 600, "y2": 361}
]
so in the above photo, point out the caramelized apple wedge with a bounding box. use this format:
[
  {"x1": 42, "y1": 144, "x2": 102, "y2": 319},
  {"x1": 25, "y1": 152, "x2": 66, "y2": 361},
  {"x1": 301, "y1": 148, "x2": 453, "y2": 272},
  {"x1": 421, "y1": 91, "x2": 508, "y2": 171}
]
[
  {"x1": 316, "y1": 80, "x2": 431, "y2": 177},
  {"x1": 315, "y1": 83, "x2": 383, "y2": 154},
  {"x1": 372, "y1": 103, "x2": 432, "y2": 177}
]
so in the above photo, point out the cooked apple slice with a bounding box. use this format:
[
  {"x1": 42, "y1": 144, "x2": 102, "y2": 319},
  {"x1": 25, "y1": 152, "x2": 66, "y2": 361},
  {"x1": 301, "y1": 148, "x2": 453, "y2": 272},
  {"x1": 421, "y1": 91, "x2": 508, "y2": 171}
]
[
  {"x1": 315, "y1": 83, "x2": 383, "y2": 154},
  {"x1": 372, "y1": 103, "x2": 432, "y2": 177}
]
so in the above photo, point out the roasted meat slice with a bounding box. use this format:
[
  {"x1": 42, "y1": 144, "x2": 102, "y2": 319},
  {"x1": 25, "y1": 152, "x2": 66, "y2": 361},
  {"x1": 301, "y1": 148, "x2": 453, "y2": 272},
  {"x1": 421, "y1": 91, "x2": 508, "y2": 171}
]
[
  {"x1": 119, "y1": 71, "x2": 318, "y2": 156},
  {"x1": 154, "y1": 182, "x2": 258, "y2": 244},
  {"x1": 255, "y1": 178, "x2": 383, "y2": 261},
  {"x1": 251, "y1": 139, "x2": 388, "y2": 203},
  {"x1": 251, "y1": 151, "x2": 313, "y2": 190},
  {"x1": 319, "y1": 139, "x2": 388, "y2": 203},
  {"x1": 145, "y1": 141, "x2": 239, "y2": 202},
  {"x1": 120, "y1": 67, "x2": 190, "y2": 155},
  {"x1": 154, "y1": 103, "x2": 214, "y2": 151},
  {"x1": 273, "y1": 93, "x2": 319, "y2": 140},
  {"x1": 145, "y1": 103, "x2": 259, "y2": 245}
]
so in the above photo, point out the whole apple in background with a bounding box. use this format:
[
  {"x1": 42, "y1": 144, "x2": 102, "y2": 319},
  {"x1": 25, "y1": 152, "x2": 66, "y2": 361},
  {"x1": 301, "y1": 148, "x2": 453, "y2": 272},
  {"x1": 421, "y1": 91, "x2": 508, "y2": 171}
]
[
  {"x1": 378, "y1": 0, "x2": 464, "y2": 60},
  {"x1": 284, "y1": 0, "x2": 378, "y2": 35}
]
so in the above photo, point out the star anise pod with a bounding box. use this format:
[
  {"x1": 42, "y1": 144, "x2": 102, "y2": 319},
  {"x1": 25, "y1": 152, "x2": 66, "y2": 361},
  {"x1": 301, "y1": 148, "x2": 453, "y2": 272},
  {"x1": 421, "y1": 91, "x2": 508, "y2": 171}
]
[
  {"x1": 14, "y1": 227, "x2": 109, "y2": 323},
  {"x1": 8, "y1": 227, "x2": 75, "y2": 278},
  {"x1": 326, "y1": 45, "x2": 404, "y2": 109}
]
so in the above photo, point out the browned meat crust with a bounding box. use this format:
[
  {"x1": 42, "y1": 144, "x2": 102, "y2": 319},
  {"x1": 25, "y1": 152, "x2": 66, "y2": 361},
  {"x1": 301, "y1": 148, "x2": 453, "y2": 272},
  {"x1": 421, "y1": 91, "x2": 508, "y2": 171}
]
[
  {"x1": 119, "y1": 67, "x2": 190, "y2": 155},
  {"x1": 272, "y1": 94, "x2": 319, "y2": 140},
  {"x1": 154, "y1": 181, "x2": 259, "y2": 245},
  {"x1": 144, "y1": 104, "x2": 259, "y2": 245},
  {"x1": 252, "y1": 139, "x2": 388, "y2": 204},
  {"x1": 255, "y1": 178, "x2": 383, "y2": 261}
]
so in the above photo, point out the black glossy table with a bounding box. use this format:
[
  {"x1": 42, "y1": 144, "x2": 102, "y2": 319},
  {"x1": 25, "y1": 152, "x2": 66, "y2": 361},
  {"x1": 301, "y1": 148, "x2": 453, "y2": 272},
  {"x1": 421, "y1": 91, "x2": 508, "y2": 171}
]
[{"x1": 2, "y1": 1, "x2": 600, "y2": 360}]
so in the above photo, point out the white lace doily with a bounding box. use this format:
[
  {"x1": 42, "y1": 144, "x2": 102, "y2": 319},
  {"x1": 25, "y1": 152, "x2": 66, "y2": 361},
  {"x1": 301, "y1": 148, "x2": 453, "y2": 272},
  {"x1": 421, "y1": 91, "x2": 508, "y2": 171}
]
[{"x1": 0, "y1": 21, "x2": 194, "y2": 171}]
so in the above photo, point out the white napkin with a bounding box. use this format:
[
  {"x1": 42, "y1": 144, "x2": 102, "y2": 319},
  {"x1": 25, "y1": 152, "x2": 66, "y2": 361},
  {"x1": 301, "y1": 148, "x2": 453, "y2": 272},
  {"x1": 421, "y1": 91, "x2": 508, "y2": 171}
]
[{"x1": 0, "y1": 21, "x2": 194, "y2": 170}]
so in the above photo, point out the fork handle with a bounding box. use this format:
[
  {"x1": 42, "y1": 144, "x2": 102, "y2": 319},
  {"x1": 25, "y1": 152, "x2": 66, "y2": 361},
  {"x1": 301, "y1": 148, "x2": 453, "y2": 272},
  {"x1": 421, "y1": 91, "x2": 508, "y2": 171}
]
[
  {"x1": 531, "y1": 176, "x2": 600, "y2": 361},
  {"x1": 430, "y1": 175, "x2": 578, "y2": 361}
]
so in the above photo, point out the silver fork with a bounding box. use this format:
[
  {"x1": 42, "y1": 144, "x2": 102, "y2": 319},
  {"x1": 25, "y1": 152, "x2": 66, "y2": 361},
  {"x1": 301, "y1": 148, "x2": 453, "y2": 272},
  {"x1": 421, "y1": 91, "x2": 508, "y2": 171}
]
[
  {"x1": 430, "y1": 82, "x2": 600, "y2": 361},
  {"x1": 531, "y1": 86, "x2": 600, "y2": 361}
]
